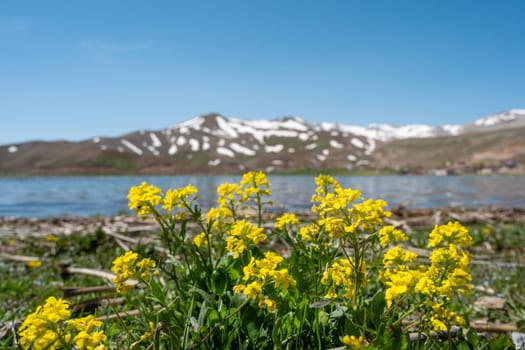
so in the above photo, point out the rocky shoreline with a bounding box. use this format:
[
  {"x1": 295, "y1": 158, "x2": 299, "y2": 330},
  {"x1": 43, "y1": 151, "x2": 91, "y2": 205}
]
[{"x1": 1, "y1": 206, "x2": 524, "y2": 239}]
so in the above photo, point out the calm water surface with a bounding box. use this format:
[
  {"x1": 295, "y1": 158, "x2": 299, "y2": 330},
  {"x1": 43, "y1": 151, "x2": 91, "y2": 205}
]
[{"x1": 0, "y1": 175, "x2": 524, "y2": 218}]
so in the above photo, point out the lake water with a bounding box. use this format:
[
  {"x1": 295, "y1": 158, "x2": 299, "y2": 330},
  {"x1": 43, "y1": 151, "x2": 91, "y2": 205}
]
[{"x1": 0, "y1": 175, "x2": 524, "y2": 218}]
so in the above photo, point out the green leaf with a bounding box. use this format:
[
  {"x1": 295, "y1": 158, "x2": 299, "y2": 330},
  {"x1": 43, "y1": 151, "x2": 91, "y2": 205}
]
[
  {"x1": 149, "y1": 278, "x2": 167, "y2": 306},
  {"x1": 211, "y1": 269, "x2": 229, "y2": 296},
  {"x1": 488, "y1": 335, "x2": 514, "y2": 350},
  {"x1": 370, "y1": 291, "x2": 386, "y2": 328}
]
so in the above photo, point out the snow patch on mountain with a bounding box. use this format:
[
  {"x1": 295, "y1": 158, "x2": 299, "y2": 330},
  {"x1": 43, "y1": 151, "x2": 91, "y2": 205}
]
[
  {"x1": 121, "y1": 139, "x2": 143, "y2": 155},
  {"x1": 475, "y1": 112, "x2": 517, "y2": 126},
  {"x1": 150, "y1": 133, "x2": 162, "y2": 148},
  {"x1": 217, "y1": 147, "x2": 235, "y2": 157},
  {"x1": 442, "y1": 125, "x2": 463, "y2": 135},
  {"x1": 330, "y1": 140, "x2": 343, "y2": 149},
  {"x1": 216, "y1": 116, "x2": 239, "y2": 138},
  {"x1": 230, "y1": 142, "x2": 256, "y2": 156},
  {"x1": 265, "y1": 144, "x2": 284, "y2": 153},
  {"x1": 189, "y1": 138, "x2": 200, "y2": 152},
  {"x1": 365, "y1": 139, "x2": 376, "y2": 155},
  {"x1": 208, "y1": 158, "x2": 221, "y2": 166},
  {"x1": 177, "y1": 136, "x2": 187, "y2": 146},
  {"x1": 305, "y1": 143, "x2": 317, "y2": 150},
  {"x1": 168, "y1": 144, "x2": 178, "y2": 155},
  {"x1": 351, "y1": 138, "x2": 364, "y2": 149}
]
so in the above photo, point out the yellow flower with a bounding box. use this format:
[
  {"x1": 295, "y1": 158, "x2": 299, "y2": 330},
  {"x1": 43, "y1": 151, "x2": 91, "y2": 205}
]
[
  {"x1": 428, "y1": 222, "x2": 472, "y2": 248},
  {"x1": 274, "y1": 213, "x2": 299, "y2": 230},
  {"x1": 263, "y1": 298, "x2": 277, "y2": 312},
  {"x1": 378, "y1": 225, "x2": 408, "y2": 246},
  {"x1": 128, "y1": 182, "x2": 162, "y2": 215},
  {"x1": 111, "y1": 251, "x2": 156, "y2": 293},
  {"x1": 351, "y1": 199, "x2": 391, "y2": 231},
  {"x1": 226, "y1": 220, "x2": 267, "y2": 258},
  {"x1": 26, "y1": 260, "x2": 42, "y2": 268},
  {"x1": 322, "y1": 258, "x2": 356, "y2": 299},
  {"x1": 233, "y1": 284, "x2": 245, "y2": 294},
  {"x1": 139, "y1": 322, "x2": 156, "y2": 342},
  {"x1": 193, "y1": 232, "x2": 208, "y2": 247},
  {"x1": 243, "y1": 280, "x2": 263, "y2": 299},
  {"x1": 217, "y1": 183, "x2": 243, "y2": 209},
  {"x1": 299, "y1": 224, "x2": 317, "y2": 241},
  {"x1": 162, "y1": 185, "x2": 198, "y2": 213},
  {"x1": 382, "y1": 246, "x2": 418, "y2": 267},
  {"x1": 427, "y1": 301, "x2": 465, "y2": 331},
  {"x1": 45, "y1": 235, "x2": 58, "y2": 242},
  {"x1": 425, "y1": 244, "x2": 472, "y2": 297},
  {"x1": 342, "y1": 334, "x2": 368, "y2": 349},
  {"x1": 226, "y1": 236, "x2": 246, "y2": 259},
  {"x1": 73, "y1": 330, "x2": 107, "y2": 350},
  {"x1": 240, "y1": 171, "x2": 271, "y2": 201},
  {"x1": 271, "y1": 268, "x2": 296, "y2": 289},
  {"x1": 20, "y1": 297, "x2": 106, "y2": 350}
]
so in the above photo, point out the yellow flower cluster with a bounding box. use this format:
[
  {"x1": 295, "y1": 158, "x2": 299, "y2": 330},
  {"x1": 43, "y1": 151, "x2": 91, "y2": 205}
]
[
  {"x1": 378, "y1": 225, "x2": 408, "y2": 247},
  {"x1": 226, "y1": 220, "x2": 267, "y2": 258},
  {"x1": 66, "y1": 315, "x2": 107, "y2": 350},
  {"x1": 322, "y1": 257, "x2": 360, "y2": 299},
  {"x1": 428, "y1": 221, "x2": 473, "y2": 248},
  {"x1": 19, "y1": 297, "x2": 106, "y2": 350},
  {"x1": 234, "y1": 251, "x2": 296, "y2": 312},
  {"x1": 193, "y1": 231, "x2": 209, "y2": 248},
  {"x1": 112, "y1": 251, "x2": 156, "y2": 293},
  {"x1": 310, "y1": 175, "x2": 391, "y2": 239},
  {"x1": 342, "y1": 334, "x2": 368, "y2": 349},
  {"x1": 216, "y1": 183, "x2": 243, "y2": 214},
  {"x1": 163, "y1": 184, "x2": 198, "y2": 213},
  {"x1": 381, "y1": 247, "x2": 421, "y2": 308},
  {"x1": 240, "y1": 170, "x2": 271, "y2": 200},
  {"x1": 417, "y1": 243, "x2": 471, "y2": 297},
  {"x1": 428, "y1": 301, "x2": 466, "y2": 331},
  {"x1": 128, "y1": 182, "x2": 199, "y2": 217},
  {"x1": 274, "y1": 212, "x2": 299, "y2": 230},
  {"x1": 128, "y1": 181, "x2": 162, "y2": 215},
  {"x1": 380, "y1": 222, "x2": 473, "y2": 331}
]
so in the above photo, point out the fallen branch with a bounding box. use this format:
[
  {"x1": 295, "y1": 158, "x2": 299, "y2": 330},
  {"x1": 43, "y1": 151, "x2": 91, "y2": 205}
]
[
  {"x1": 61, "y1": 266, "x2": 118, "y2": 283},
  {"x1": 0, "y1": 252, "x2": 40, "y2": 263},
  {"x1": 470, "y1": 320, "x2": 518, "y2": 333}
]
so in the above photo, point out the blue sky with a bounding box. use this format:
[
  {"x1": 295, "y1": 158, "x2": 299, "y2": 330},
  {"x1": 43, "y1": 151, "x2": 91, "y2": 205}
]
[{"x1": 1, "y1": 0, "x2": 524, "y2": 144}]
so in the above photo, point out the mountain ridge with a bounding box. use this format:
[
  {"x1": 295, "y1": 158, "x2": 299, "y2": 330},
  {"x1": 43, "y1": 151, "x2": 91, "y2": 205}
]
[{"x1": 1, "y1": 110, "x2": 524, "y2": 175}]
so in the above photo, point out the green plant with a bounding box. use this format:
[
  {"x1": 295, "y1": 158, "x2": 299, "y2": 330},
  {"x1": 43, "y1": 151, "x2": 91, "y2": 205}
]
[{"x1": 15, "y1": 171, "x2": 515, "y2": 349}]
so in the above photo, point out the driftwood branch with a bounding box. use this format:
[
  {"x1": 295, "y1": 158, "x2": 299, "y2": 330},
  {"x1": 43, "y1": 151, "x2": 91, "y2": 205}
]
[
  {"x1": 0, "y1": 252, "x2": 40, "y2": 263},
  {"x1": 60, "y1": 265, "x2": 137, "y2": 287},
  {"x1": 470, "y1": 320, "x2": 518, "y2": 333}
]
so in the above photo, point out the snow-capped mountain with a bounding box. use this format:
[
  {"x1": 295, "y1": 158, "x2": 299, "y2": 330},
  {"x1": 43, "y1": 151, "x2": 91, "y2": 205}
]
[{"x1": 1, "y1": 110, "x2": 524, "y2": 175}]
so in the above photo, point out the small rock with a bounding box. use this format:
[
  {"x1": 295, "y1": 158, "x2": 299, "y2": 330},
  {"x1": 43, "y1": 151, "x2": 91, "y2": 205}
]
[
  {"x1": 512, "y1": 332, "x2": 525, "y2": 350},
  {"x1": 474, "y1": 296, "x2": 506, "y2": 309}
]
